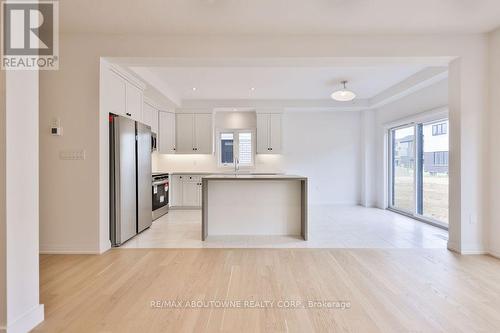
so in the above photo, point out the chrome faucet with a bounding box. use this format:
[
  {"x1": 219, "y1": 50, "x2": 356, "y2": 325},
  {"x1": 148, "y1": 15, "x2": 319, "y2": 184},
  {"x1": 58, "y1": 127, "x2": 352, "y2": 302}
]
[{"x1": 234, "y1": 158, "x2": 239, "y2": 173}]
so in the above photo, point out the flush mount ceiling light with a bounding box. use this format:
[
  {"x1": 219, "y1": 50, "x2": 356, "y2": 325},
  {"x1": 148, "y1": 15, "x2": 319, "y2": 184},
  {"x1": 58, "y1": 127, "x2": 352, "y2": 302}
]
[{"x1": 331, "y1": 81, "x2": 356, "y2": 102}]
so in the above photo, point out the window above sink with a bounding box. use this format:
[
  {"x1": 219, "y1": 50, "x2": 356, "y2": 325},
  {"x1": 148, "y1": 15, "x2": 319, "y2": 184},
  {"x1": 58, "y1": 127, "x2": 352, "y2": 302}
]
[{"x1": 216, "y1": 129, "x2": 255, "y2": 169}]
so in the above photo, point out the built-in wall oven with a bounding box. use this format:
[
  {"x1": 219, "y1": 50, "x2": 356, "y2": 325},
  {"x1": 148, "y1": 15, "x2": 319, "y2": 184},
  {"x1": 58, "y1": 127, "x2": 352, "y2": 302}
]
[{"x1": 152, "y1": 173, "x2": 169, "y2": 220}]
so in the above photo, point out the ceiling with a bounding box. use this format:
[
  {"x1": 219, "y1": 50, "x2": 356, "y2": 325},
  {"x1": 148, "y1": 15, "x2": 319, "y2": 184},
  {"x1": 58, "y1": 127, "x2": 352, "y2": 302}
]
[
  {"x1": 130, "y1": 65, "x2": 427, "y2": 101},
  {"x1": 61, "y1": 0, "x2": 500, "y2": 35}
]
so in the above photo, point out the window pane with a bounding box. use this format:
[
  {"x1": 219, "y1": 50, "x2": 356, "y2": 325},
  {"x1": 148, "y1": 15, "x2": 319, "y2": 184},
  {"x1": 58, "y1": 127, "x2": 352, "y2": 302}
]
[
  {"x1": 238, "y1": 132, "x2": 252, "y2": 165},
  {"x1": 421, "y1": 120, "x2": 449, "y2": 224},
  {"x1": 220, "y1": 133, "x2": 234, "y2": 164},
  {"x1": 391, "y1": 126, "x2": 415, "y2": 212}
]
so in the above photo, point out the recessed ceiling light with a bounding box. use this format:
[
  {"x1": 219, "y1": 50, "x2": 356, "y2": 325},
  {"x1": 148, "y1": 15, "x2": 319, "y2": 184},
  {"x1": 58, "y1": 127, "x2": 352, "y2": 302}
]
[
  {"x1": 331, "y1": 81, "x2": 356, "y2": 102},
  {"x1": 192, "y1": 87, "x2": 197, "y2": 91},
  {"x1": 250, "y1": 87, "x2": 256, "y2": 91}
]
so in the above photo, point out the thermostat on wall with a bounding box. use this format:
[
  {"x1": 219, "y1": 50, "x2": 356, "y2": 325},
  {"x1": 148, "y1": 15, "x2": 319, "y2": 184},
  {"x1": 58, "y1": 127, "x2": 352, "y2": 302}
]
[{"x1": 51, "y1": 127, "x2": 63, "y2": 136}]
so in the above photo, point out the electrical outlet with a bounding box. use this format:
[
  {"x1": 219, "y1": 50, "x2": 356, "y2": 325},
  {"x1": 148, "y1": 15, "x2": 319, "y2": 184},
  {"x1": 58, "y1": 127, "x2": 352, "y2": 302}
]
[{"x1": 59, "y1": 150, "x2": 86, "y2": 161}]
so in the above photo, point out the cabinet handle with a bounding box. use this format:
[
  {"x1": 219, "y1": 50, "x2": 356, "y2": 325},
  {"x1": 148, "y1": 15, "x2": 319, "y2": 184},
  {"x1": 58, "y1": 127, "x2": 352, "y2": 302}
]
[{"x1": 270, "y1": 148, "x2": 273, "y2": 151}]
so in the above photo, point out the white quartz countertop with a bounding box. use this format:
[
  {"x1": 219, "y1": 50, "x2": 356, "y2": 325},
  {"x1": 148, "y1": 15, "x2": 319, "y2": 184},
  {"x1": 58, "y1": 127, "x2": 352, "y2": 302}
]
[
  {"x1": 164, "y1": 171, "x2": 291, "y2": 176},
  {"x1": 202, "y1": 174, "x2": 307, "y2": 180}
]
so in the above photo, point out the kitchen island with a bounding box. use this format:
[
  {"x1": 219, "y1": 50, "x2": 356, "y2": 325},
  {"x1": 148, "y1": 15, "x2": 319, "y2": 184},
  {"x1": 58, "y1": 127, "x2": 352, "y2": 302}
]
[{"x1": 201, "y1": 174, "x2": 308, "y2": 241}]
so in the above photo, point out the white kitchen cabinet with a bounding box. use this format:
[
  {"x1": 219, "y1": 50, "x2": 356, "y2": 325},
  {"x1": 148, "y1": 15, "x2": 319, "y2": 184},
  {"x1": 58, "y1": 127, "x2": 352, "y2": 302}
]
[
  {"x1": 182, "y1": 180, "x2": 199, "y2": 207},
  {"x1": 125, "y1": 82, "x2": 142, "y2": 121},
  {"x1": 257, "y1": 113, "x2": 282, "y2": 154},
  {"x1": 194, "y1": 114, "x2": 213, "y2": 154},
  {"x1": 158, "y1": 111, "x2": 176, "y2": 154},
  {"x1": 101, "y1": 65, "x2": 145, "y2": 123},
  {"x1": 170, "y1": 174, "x2": 202, "y2": 208},
  {"x1": 257, "y1": 114, "x2": 269, "y2": 154},
  {"x1": 197, "y1": 182, "x2": 203, "y2": 206},
  {"x1": 170, "y1": 175, "x2": 183, "y2": 207},
  {"x1": 143, "y1": 102, "x2": 159, "y2": 134},
  {"x1": 142, "y1": 102, "x2": 154, "y2": 129},
  {"x1": 269, "y1": 114, "x2": 282, "y2": 153},
  {"x1": 175, "y1": 113, "x2": 212, "y2": 154},
  {"x1": 151, "y1": 108, "x2": 158, "y2": 134},
  {"x1": 102, "y1": 68, "x2": 126, "y2": 116},
  {"x1": 176, "y1": 114, "x2": 195, "y2": 153}
]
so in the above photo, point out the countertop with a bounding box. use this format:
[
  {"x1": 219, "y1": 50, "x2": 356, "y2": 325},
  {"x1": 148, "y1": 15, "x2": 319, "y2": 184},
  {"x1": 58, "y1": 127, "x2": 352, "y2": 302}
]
[
  {"x1": 166, "y1": 172, "x2": 215, "y2": 175},
  {"x1": 161, "y1": 171, "x2": 289, "y2": 176},
  {"x1": 202, "y1": 174, "x2": 307, "y2": 180}
]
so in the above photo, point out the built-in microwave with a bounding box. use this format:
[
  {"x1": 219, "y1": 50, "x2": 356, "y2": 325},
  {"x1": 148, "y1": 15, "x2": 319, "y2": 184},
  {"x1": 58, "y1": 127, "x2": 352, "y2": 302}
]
[{"x1": 151, "y1": 133, "x2": 157, "y2": 152}]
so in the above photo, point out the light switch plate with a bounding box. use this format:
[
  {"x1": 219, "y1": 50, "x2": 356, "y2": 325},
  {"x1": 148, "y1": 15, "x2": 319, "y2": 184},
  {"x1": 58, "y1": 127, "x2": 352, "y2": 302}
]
[{"x1": 59, "y1": 150, "x2": 86, "y2": 160}]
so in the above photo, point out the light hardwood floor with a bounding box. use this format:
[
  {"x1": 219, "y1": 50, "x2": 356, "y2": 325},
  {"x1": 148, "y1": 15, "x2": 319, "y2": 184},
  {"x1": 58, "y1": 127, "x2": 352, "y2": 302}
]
[{"x1": 34, "y1": 249, "x2": 500, "y2": 332}]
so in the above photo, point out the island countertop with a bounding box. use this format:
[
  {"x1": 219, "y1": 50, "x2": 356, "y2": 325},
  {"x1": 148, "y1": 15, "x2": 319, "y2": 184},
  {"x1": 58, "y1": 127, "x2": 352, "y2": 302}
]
[{"x1": 202, "y1": 174, "x2": 307, "y2": 180}]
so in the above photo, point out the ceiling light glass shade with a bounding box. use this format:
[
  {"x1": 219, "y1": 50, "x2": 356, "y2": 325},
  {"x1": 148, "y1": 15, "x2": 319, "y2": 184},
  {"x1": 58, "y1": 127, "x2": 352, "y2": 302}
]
[{"x1": 331, "y1": 81, "x2": 356, "y2": 102}]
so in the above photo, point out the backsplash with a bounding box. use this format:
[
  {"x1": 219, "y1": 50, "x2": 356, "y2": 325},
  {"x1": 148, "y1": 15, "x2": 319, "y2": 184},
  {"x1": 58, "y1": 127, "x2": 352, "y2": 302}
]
[{"x1": 152, "y1": 152, "x2": 284, "y2": 173}]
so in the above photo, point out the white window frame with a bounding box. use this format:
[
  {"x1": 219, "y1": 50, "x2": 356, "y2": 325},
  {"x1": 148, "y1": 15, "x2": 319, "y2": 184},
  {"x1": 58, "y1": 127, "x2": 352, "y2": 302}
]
[
  {"x1": 386, "y1": 112, "x2": 450, "y2": 230},
  {"x1": 216, "y1": 128, "x2": 256, "y2": 169}
]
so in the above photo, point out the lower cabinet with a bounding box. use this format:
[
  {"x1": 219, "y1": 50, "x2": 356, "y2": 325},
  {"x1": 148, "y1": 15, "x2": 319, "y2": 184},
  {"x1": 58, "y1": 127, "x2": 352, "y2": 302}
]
[
  {"x1": 170, "y1": 175, "x2": 184, "y2": 207},
  {"x1": 170, "y1": 174, "x2": 202, "y2": 208}
]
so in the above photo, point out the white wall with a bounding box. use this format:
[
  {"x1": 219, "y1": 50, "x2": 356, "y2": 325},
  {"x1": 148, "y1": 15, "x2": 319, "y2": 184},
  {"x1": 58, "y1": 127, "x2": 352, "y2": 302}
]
[
  {"x1": 0, "y1": 61, "x2": 5, "y2": 331},
  {"x1": 281, "y1": 112, "x2": 361, "y2": 205},
  {"x1": 39, "y1": 33, "x2": 489, "y2": 254},
  {"x1": 360, "y1": 110, "x2": 377, "y2": 207},
  {"x1": 1, "y1": 71, "x2": 44, "y2": 333},
  {"x1": 488, "y1": 28, "x2": 500, "y2": 257},
  {"x1": 214, "y1": 111, "x2": 256, "y2": 129}
]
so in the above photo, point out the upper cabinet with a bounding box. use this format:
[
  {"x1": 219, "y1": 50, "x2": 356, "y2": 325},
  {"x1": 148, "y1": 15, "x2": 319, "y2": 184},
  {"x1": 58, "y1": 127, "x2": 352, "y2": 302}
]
[
  {"x1": 150, "y1": 107, "x2": 158, "y2": 134},
  {"x1": 257, "y1": 113, "x2": 282, "y2": 154},
  {"x1": 143, "y1": 102, "x2": 159, "y2": 134},
  {"x1": 175, "y1": 113, "x2": 213, "y2": 154},
  {"x1": 102, "y1": 68, "x2": 126, "y2": 116},
  {"x1": 101, "y1": 64, "x2": 146, "y2": 123},
  {"x1": 125, "y1": 82, "x2": 143, "y2": 120},
  {"x1": 158, "y1": 111, "x2": 176, "y2": 154},
  {"x1": 176, "y1": 114, "x2": 195, "y2": 153},
  {"x1": 194, "y1": 114, "x2": 213, "y2": 154}
]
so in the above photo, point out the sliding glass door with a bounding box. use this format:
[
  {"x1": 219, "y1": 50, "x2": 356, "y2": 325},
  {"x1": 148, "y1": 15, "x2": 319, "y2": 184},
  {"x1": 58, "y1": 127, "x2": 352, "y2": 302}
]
[
  {"x1": 390, "y1": 125, "x2": 416, "y2": 213},
  {"x1": 419, "y1": 121, "x2": 449, "y2": 224},
  {"x1": 389, "y1": 119, "x2": 449, "y2": 228}
]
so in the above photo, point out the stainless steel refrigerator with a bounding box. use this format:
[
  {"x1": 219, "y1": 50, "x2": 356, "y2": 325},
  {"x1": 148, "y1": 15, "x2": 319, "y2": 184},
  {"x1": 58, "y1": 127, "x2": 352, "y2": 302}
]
[{"x1": 109, "y1": 114, "x2": 152, "y2": 246}]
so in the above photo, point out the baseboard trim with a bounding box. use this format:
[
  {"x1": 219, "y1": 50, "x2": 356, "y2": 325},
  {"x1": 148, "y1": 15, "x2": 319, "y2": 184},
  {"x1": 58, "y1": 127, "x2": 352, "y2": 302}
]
[
  {"x1": 488, "y1": 249, "x2": 500, "y2": 259},
  {"x1": 447, "y1": 241, "x2": 460, "y2": 254},
  {"x1": 448, "y1": 241, "x2": 489, "y2": 255},
  {"x1": 460, "y1": 249, "x2": 488, "y2": 255},
  {"x1": 0, "y1": 304, "x2": 44, "y2": 333},
  {"x1": 40, "y1": 244, "x2": 101, "y2": 254},
  {"x1": 40, "y1": 249, "x2": 101, "y2": 254}
]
